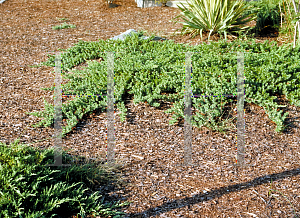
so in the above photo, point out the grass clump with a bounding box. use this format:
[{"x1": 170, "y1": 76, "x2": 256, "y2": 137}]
[
  {"x1": 0, "y1": 137, "x2": 131, "y2": 218},
  {"x1": 242, "y1": 0, "x2": 282, "y2": 33},
  {"x1": 52, "y1": 22, "x2": 76, "y2": 30}
]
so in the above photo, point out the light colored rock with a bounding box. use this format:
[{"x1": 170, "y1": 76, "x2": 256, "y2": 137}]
[
  {"x1": 137, "y1": 0, "x2": 257, "y2": 8},
  {"x1": 108, "y1": 29, "x2": 140, "y2": 41},
  {"x1": 135, "y1": 0, "x2": 163, "y2": 8},
  {"x1": 166, "y1": 0, "x2": 191, "y2": 8},
  {"x1": 134, "y1": 0, "x2": 191, "y2": 8},
  {"x1": 108, "y1": 29, "x2": 168, "y2": 42}
]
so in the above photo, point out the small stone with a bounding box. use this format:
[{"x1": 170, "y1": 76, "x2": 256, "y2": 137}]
[
  {"x1": 108, "y1": 29, "x2": 168, "y2": 42},
  {"x1": 108, "y1": 3, "x2": 119, "y2": 8}
]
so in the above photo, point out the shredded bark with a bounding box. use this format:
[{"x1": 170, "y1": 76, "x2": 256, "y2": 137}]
[{"x1": 0, "y1": 0, "x2": 299, "y2": 217}]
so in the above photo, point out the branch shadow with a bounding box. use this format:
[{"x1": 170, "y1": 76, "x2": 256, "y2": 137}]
[{"x1": 126, "y1": 167, "x2": 300, "y2": 217}]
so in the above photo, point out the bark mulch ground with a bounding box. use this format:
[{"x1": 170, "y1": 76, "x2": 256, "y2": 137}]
[{"x1": 0, "y1": 0, "x2": 299, "y2": 217}]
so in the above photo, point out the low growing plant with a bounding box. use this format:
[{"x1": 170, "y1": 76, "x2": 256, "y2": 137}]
[
  {"x1": 52, "y1": 22, "x2": 76, "y2": 30},
  {"x1": 26, "y1": 30, "x2": 300, "y2": 138},
  {"x1": 0, "y1": 130, "x2": 131, "y2": 218},
  {"x1": 56, "y1": 17, "x2": 70, "y2": 21}
]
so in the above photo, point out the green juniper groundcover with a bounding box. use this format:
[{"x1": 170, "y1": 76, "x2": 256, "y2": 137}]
[
  {"x1": 28, "y1": 30, "x2": 300, "y2": 137},
  {"x1": 0, "y1": 138, "x2": 131, "y2": 217}
]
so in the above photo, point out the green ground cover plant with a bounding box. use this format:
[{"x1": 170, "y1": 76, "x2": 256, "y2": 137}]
[
  {"x1": 52, "y1": 22, "x2": 76, "y2": 30},
  {"x1": 27, "y1": 30, "x2": 300, "y2": 138},
  {"x1": 0, "y1": 133, "x2": 131, "y2": 218},
  {"x1": 56, "y1": 17, "x2": 70, "y2": 22}
]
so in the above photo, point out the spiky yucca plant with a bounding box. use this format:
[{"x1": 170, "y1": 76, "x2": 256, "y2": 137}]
[{"x1": 170, "y1": 0, "x2": 259, "y2": 40}]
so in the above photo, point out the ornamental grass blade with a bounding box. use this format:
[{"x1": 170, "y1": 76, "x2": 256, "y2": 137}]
[{"x1": 171, "y1": 0, "x2": 258, "y2": 39}]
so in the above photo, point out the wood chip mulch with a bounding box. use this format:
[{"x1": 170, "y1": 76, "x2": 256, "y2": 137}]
[{"x1": 0, "y1": 0, "x2": 299, "y2": 217}]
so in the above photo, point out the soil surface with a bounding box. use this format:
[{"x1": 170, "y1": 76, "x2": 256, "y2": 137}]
[{"x1": 0, "y1": 0, "x2": 300, "y2": 217}]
